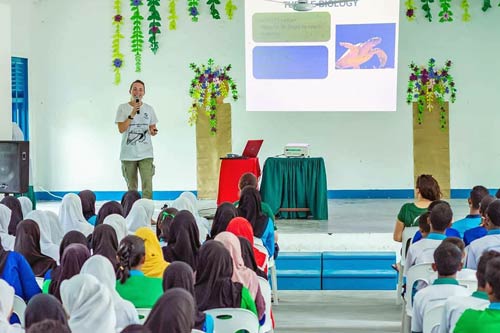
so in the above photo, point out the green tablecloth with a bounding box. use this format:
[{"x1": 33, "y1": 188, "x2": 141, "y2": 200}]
[{"x1": 260, "y1": 157, "x2": 328, "y2": 220}]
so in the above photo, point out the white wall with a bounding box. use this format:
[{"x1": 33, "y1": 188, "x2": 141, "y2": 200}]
[
  {"x1": 0, "y1": 3, "x2": 12, "y2": 139},
  {"x1": 4, "y1": 0, "x2": 500, "y2": 192}
]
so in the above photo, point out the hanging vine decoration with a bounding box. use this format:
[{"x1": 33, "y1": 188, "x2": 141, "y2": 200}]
[
  {"x1": 407, "y1": 59, "x2": 456, "y2": 129},
  {"x1": 207, "y1": 0, "x2": 221, "y2": 19},
  {"x1": 405, "y1": 0, "x2": 417, "y2": 20},
  {"x1": 438, "y1": 0, "x2": 453, "y2": 22},
  {"x1": 482, "y1": 0, "x2": 492, "y2": 11},
  {"x1": 188, "y1": 0, "x2": 200, "y2": 22},
  {"x1": 130, "y1": 0, "x2": 144, "y2": 72},
  {"x1": 460, "y1": 0, "x2": 471, "y2": 21},
  {"x1": 421, "y1": 0, "x2": 434, "y2": 22},
  {"x1": 112, "y1": 0, "x2": 125, "y2": 85},
  {"x1": 225, "y1": 0, "x2": 237, "y2": 20},
  {"x1": 147, "y1": 0, "x2": 161, "y2": 54},
  {"x1": 168, "y1": 0, "x2": 178, "y2": 30}
]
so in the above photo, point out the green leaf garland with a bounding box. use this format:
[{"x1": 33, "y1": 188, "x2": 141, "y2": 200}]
[
  {"x1": 147, "y1": 0, "x2": 161, "y2": 54},
  {"x1": 421, "y1": 0, "x2": 434, "y2": 22},
  {"x1": 438, "y1": 0, "x2": 453, "y2": 22},
  {"x1": 168, "y1": 0, "x2": 178, "y2": 30},
  {"x1": 188, "y1": 0, "x2": 200, "y2": 22},
  {"x1": 130, "y1": 0, "x2": 144, "y2": 72},
  {"x1": 112, "y1": 0, "x2": 125, "y2": 85},
  {"x1": 405, "y1": 0, "x2": 417, "y2": 20},
  {"x1": 460, "y1": 0, "x2": 471, "y2": 21},
  {"x1": 207, "y1": 0, "x2": 221, "y2": 20},
  {"x1": 482, "y1": 0, "x2": 492, "y2": 11},
  {"x1": 225, "y1": 0, "x2": 237, "y2": 20}
]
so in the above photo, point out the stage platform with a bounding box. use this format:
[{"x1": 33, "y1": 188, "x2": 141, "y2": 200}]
[{"x1": 37, "y1": 198, "x2": 470, "y2": 256}]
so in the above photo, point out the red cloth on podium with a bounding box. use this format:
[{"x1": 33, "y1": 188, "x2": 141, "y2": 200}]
[{"x1": 217, "y1": 158, "x2": 261, "y2": 205}]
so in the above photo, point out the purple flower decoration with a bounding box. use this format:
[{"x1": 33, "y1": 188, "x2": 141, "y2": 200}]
[
  {"x1": 409, "y1": 73, "x2": 418, "y2": 81},
  {"x1": 114, "y1": 14, "x2": 123, "y2": 22},
  {"x1": 446, "y1": 61, "x2": 452, "y2": 67},
  {"x1": 150, "y1": 26, "x2": 159, "y2": 34},
  {"x1": 211, "y1": 127, "x2": 217, "y2": 133},
  {"x1": 441, "y1": 70, "x2": 448, "y2": 77},
  {"x1": 132, "y1": 0, "x2": 142, "y2": 6},
  {"x1": 442, "y1": 12, "x2": 450, "y2": 20},
  {"x1": 210, "y1": 114, "x2": 216, "y2": 120},
  {"x1": 406, "y1": 9, "x2": 414, "y2": 17},
  {"x1": 113, "y1": 58, "x2": 123, "y2": 68},
  {"x1": 189, "y1": 7, "x2": 199, "y2": 16}
]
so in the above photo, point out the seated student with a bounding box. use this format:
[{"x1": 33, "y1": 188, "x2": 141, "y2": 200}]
[
  {"x1": 121, "y1": 324, "x2": 152, "y2": 333},
  {"x1": 58, "y1": 193, "x2": 94, "y2": 236},
  {"x1": 78, "y1": 190, "x2": 97, "y2": 226},
  {"x1": 171, "y1": 192, "x2": 210, "y2": 243},
  {"x1": 126, "y1": 199, "x2": 155, "y2": 234},
  {"x1": 25, "y1": 211, "x2": 59, "y2": 262},
  {"x1": 25, "y1": 294, "x2": 69, "y2": 331},
  {"x1": 466, "y1": 200, "x2": 500, "y2": 270},
  {"x1": 135, "y1": 227, "x2": 169, "y2": 277},
  {"x1": 0, "y1": 205, "x2": 15, "y2": 250},
  {"x1": 144, "y1": 288, "x2": 195, "y2": 333},
  {"x1": 91, "y1": 224, "x2": 119, "y2": 270},
  {"x1": 412, "y1": 201, "x2": 460, "y2": 243},
  {"x1": 194, "y1": 241, "x2": 258, "y2": 318},
  {"x1": 0, "y1": 238, "x2": 40, "y2": 325},
  {"x1": 121, "y1": 190, "x2": 141, "y2": 218},
  {"x1": 239, "y1": 236, "x2": 267, "y2": 279},
  {"x1": 441, "y1": 238, "x2": 476, "y2": 281},
  {"x1": 104, "y1": 214, "x2": 128, "y2": 242},
  {"x1": 14, "y1": 220, "x2": 57, "y2": 277},
  {"x1": 404, "y1": 201, "x2": 453, "y2": 277},
  {"x1": 451, "y1": 186, "x2": 489, "y2": 238},
  {"x1": 237, "y1": 186, "x2": 275, "y2": 258},
  {"x1": 0, "y1": 196, "x2": 23, "y2": 236},
  {"x1": 95, "y1": 200, "x2": 124, "y2": 226},
  {"x1": 115, "y1": 235, "x2": 163, "y2": 308},
  {"x1": 209, "y1": 203, "x2": 237, "y2": 240},
  {"x1": 393, "y1": 174, "x2": 441, "y2": 242},
  {"x1": 27, "y1": 319, "x2": 70, "y2": 333},
  {"x1": 463, "y1": 195, "x2": 495, "y2": 246},
  {"x1": 162, "y1": 211, "x2": 200, "y2": 269},
  {"x1": 163, "y1": 262, "x2": 214, "y2": 333},
  {"x1": 155, "y1": 206, "x2": 177, "y2": 243},
  {"x1": 440, "y1": 250, "x2": 499, "y2": 333},
  {"x1": 411, "y1": 242, "x2": 471, "y2": 333},
  {"x1": 454, "y1": 257, "x2": 500, "y2": 333},
  {"x1": 18, "y1": 196, "x2": 33, "y2": 218},
  {"x1": 0, "y1": 279, "x2": 25, "y2": 333}
]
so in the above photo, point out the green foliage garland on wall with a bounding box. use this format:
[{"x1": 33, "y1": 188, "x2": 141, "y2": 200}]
[
  {"x1": 147, "y1": 0, "x2": 162, "y2": 54},
  {"x1": 130, "y1": 0, "x2": 144, "y2": 72},
  {"x1": 112, "y1": 0, "x2": 125, "y2": 85}
]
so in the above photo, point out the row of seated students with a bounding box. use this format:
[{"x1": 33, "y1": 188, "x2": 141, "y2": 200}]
[
  {"x1": 394, "y1": 175, "x2": 500, "y2": 332},
  {"x1": 0, "y1": 173, "x2": 277, "y2": 332}
]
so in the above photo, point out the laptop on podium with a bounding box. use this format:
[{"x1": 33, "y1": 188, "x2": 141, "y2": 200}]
[{"x1": 221, "y1": 140, "x2": 263, "y2": 159}]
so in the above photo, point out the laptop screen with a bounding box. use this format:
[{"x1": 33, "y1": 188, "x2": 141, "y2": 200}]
[{"x1": 242, "y1": 140, "x2": 264, "y2": 158}]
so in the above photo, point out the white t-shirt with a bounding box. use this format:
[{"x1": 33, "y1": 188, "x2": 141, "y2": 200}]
[
  {"x1": 115, "y1": 102, "x2": 158, "y2": 161},
  {"x1": 404, "y1": 238, "x2": 443, "y2": 277},
  {"x1": 466, "y1": 233, "x2": 500, "y2": 269},
  {"x1": 439, "y1": 292, "x2": 489, "y2": 333}
]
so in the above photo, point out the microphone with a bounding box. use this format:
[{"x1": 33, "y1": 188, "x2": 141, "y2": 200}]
[{"x1": 134, "y1": 96, "x2": 140, "y2": 114}]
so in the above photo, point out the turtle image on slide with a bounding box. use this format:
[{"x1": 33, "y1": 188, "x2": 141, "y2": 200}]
[{"x1": 335, "y1": 37, "x2": 388, "y2": 69}]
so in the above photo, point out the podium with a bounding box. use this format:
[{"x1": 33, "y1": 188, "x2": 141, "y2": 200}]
[{"x1": 216, "y1": 157, "x2": 261, "y2": 205}]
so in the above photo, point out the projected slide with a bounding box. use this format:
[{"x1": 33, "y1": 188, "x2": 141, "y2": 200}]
[{"x1": 245, "y1": 0, "x2": 400, "y2": 111}]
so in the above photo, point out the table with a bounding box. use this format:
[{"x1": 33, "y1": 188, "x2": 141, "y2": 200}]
[
  {"x1": 260, "y1": 157, "x2": 328, "y2": 220},
  {"x1": 217, "y1": 157, "x2": 261, "y2": 205}
]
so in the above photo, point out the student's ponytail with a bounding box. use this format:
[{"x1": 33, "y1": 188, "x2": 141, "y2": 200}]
[{"x1": 117, "y1": 235, "x2": 145, "y2": 284}]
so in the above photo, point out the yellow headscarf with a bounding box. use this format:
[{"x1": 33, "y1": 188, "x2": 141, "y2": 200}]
[{"x1": 135, "y1": 227, "x2": 169, "y2": 278}]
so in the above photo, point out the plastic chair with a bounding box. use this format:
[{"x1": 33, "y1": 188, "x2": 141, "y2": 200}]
[
  {"x1": 205, "y1": 308, "x2": 260, "y2": 333},
  {"x1": 423, "y1": 304, "x2": 445, "y2": 333},
  {"x1": 136, "y1": 308, "x2": 151, "y2": 324},
  {"x1": 401, "y1": 263, "x2": 435, "y2": 333},
  {"x1": 13, "y1": 295, "x2": 26, "y2": 328},
  {"x1": 257, "y1": 277, "x2": 273, "y2": 333},
  {"x1": 396, "y1": 226, "x2": 419, "y2": 305},
  {"x1": 458, "y1": 279, "x2": 478, "y2": 291}
]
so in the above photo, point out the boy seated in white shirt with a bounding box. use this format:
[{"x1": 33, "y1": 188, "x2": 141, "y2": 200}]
[
  {"x1": 466, "y1": 200, "x2": 500, "y2": 270},
  {"x1": 439, "y1": 250, "x2": 499, "y2": 333},
  {"x1": 411, "y1": 242, "x2": 471, "y2": 333},
  {"x1": 405, "y1": 201, "x2": 453, "y2": 278}
]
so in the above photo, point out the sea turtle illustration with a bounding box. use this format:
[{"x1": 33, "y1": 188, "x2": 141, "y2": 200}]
[{"x1": 335, "y1": 37, "x2": 388, "y2": 69}]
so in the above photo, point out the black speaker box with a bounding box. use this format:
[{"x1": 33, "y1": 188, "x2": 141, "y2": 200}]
[{"x1": 0, "y1": 141, "x2": 30, "y2": 193}]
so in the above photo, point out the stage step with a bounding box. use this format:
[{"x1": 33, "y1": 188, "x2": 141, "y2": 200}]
[{"x1": 274, "y1": 251, "x2": 397, "y2": 291}]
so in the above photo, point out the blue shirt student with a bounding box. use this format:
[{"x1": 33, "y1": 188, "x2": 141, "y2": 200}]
[
  {"x1": 452, "y1": 214, "x2": 482, "y2": 238},
  {"x1": 464, "y1": 226, "x2": 488, "y2": 246},
  {"x1": 412, "y1": 228, "x2": 460, "y2": 243}
]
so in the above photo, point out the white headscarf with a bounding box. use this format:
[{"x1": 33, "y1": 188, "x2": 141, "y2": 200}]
[
  {"x1": 0, "y1": 205, "x2": 15, "y2": 251},
  {"x1": 45, "y1": 210, "x2": 65, "y2": 245},
  {"x1": 81, "y1": 255, "x2": 138, "y2": 332},
  {"x1": 0, "y1": 279, "x2": 23, "y2": 333},
  {"x1": 61, "y1": 274, "x2": 116, "y2": 333},
  {"x1": 125, "y1": 199, "x2": 154, "y2": 234},
  {"x1": 25, "y1": 210, "x2": 60, "y2": 262},
  {"x1": 17, "y1": 196, "x2": 33, "y2": 218},
  {"x1": 59, "y1": 193, "x2": 94, "y2": 236},
  {"x1": 172, "y1": 192, "x2": 209, "y2": 243},
  {"x1": 103, "y1": 214, "x2": 128, "y2": 242}
]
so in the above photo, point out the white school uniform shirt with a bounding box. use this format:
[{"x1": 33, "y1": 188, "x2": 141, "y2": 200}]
[
  {"x1": 404, "y1": 233, "x2": 446, "y2": 277},
  {"x1": 439, "y1": 291, "x2": 489, "y2": 333},
  {"x1": 411, "y1": 278, "x2": 471, "y2": 333},
  {"x1": 115, "y1": 102, "x2": 158, "y2": 161},
  {"x1": 465, "y1": 230, "x2": 500, "y2": 269}
]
